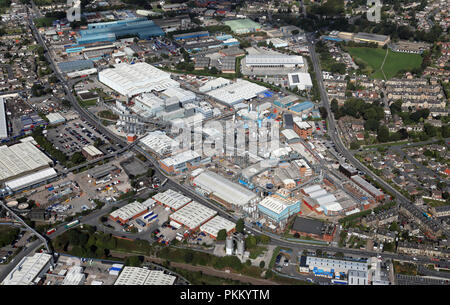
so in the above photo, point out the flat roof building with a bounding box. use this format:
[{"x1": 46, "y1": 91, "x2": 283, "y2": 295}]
[
  {"x1": 1, "y1": 252, "x2": 52, "y2": 285},
  {"x1": 193, "y1": 170, "x2": 258, "y2": 208},
  {"x1": 0, "y1": 141, "x2": 53, "y2": 184},
  {"x1": 81, "y1": 145, "x2": 103, "y2": 160},
  {"x1": 353, "y1": 32, "x2": 390, "y2": 46},
  {"x1": 200, "y1": 215, "x2": 236, "y2": 239},
  {"x1": 114, "y1": 267, "x2": 176, "y2": 285},
  {"x1": 205, "y1": 79, "x2": 267, "y2": 106},
  {"x1": 224, "y1": 19, "x2": 262, "y2": 34},
  {"x1": 159, "y1": 150, "x2": 201, "y2": 174},
  {"x1": 169, "y1": 201, "x2": 217, "y2": 231},
  {"x1": 57, "y1": 59, "x2": 94, "y2": 73},
  {"x1": 139, "y1": 131, "x2": 180, "y2": 157},
  {"x1": 109, "y1": 199, "x2": 155, "y2": 224},
  {"x1": 46, "y1": 112, "x2": 66, "y2": 125},
  {"x1": 0, "y1": 98, "x2": 8, "y2": 139},
  {"x1": 257, "y1": 195, "x2": 301, "y2": 225},
  {"x1": 152, "y1": 189, "x2": 192, "y2": 211},
  {"x1": 98, "y1": 62, "x2": 179, "y2": 98},
  {"x1": 245, "y1": 55, "x2": 304, "y2": 68},
  {"x1": 288, "y1": 72, "x2": 312, "y2": 90}
]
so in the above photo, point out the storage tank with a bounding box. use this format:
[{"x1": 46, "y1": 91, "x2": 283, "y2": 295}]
[
  {"x1": 6, "y1": 200, "x2": 18, "y2": 208},
  {"x1": 225, "y1": 235, "x2": 234, "y2": 255},
  {"x1": 18, "y1": 203, "x2": 29, "y2": 210}
]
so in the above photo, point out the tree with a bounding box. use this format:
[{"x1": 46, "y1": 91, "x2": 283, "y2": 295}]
[
  {"x1": 350, "y1": 141, "x2": 360, "y2": 150},
  {"x1": 377, "y1": 126, "x2": 390, "y2": 143},
  {"x1": 331, "y1": 99, "x2": 339, "y2": 114},
  {"x1": 217, "y1": 229, "x2": 227, "y2": 241},
  {"x1": 236, "y1": 218, "x2": 244, "y2": 233},
  {"x1": 125, "y1": 256, "x2": 143, "y2": 267},
  {"x1": 259, "y1": 261, "x2": 265, "y2": 268},
  {"x1": 184, "y1": 251, "x2": 194, "y2": 263},
  {"x1": 70, "y1": 152, "x2": 86, "y2": 165},
  {"x1": 365, "y1": 118, "x2": 380, "y2": 132},
  {"x1": 319, "y1": 106, "x2": 328, "y2": 119}
]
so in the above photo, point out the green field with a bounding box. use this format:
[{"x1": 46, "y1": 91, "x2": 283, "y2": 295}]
[{"x1": 348, "y1": 47, "x2": 423, "y2": 80}]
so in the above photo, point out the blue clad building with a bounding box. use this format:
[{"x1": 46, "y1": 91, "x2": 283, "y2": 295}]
[
  {"x1": 77, "y1": 18, "x2": 164, "y2": 45},
  {"x1": 290, "y1": 101, "x2": 315, "y2": 114},
  {"x1": 257, "y1": 194, "x2": 301, "y2": 225}
]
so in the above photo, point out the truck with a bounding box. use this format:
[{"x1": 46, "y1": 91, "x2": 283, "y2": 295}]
[
  {"x1": 46, "y1": 228, "x2": 56, "y2": 235},
  {"x1": 65, "y1": 220, "x2": 80, "y2": 229}
]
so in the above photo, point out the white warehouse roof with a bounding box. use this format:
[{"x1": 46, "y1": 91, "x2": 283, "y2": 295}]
[
  {"x1": 200, "y1": 215, "x2": 236, "y2": 238},
  {"x1": 258, "y1": 195, "x2": 294, "y2": 215},
  {"x1": 162, "y1": 87, "x2": 196, "y2": 103},
  {"x1": 2, "y1": 252, "x2": 52, "y2": 285},
  {"x1": 302, "y1": 184, "x2": 322, "y2": 194},
  {"x1": 193, "y1": 170, "x2": 258, "y2": 207},
  {"x1": 139, "y1": 131, "x2": 180, "y2": 156},
  {"x1": 98, "y1": 62, "x2": 180, "y2": 98},
  {"x1": 160, "y1": 150, "x2": 200, "y2": 168},
  {"x1": 245, "y1": 54, "x2": 304, "y2": 66},
  {"x1": 114, "y1": 267, "x2": 176, "y2": 285},
  {"x1": 152, "y1": 189, "x2": 192, "y2": 210},
  {"x1": 170, "y1": 201, "x2": 217, "y2": 230},
  {"x1": 0, "y1": 141, "x2": 53, "y2": 183},
  {"x1": 46, "y1": 112, "x2": 66, "y2": 125},
  {"x1": 5, "y1": 167, "x2": 57, "y2": 191},
  {"x1": 110, "y1": 200, "x2": 154, "y2": 222},
  {"x1": 199, "y1": 77, "x2": 232, "y2": 93},
  {"x1": 205, "y1": 79, "x2": 267, "y2": 106}
]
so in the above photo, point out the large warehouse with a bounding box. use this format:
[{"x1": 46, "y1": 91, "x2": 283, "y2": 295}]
[
  {"x1": 244, "y1": 55, "x2": 304, "y2": 68},
  {"x1": 98, "y1": 62, "x2": 179, "y2": 98},
  {"x1": 224, "y1": 19, "x2": 262, "y2": 34},
  {"x1": 139, "y1": 131, "x2": 180, "y2": 157},
  {"x1": 1, "y1": 252, "x2": 52, "y2": 285},
  {"x1": 169, "y1": 201, "x2": 217, "y2": 231},
  {"x1": 109, "y1": 199, "x2": 155, "y2": 224},
  {"x1": 0, "y1": 141, "x2": 57, "y2": 191},
  {"x1": 114, "y1": 267, "x2": 176, "y2": 285},
  {"x1": 257, "y1": 194, "x2": 301, "y2": 225},
  {"x1": 301, "y1": 185, "x2": 343, "y2": 216},
  {"x1": 0, "y1": 98, "x2": 8, "y2": 139},
  {"x1": 200, "y1": 215, "x2": 236, "y2": 239},
  {"x1": 205, "y1": 79, "x2": 267, "y2": 106},
  {"x1": 152, "y1": 189, "x2": 192, "y2": 211},
  {"x1": 192, "y1": 170, "x2": 258, "y2": 208}
]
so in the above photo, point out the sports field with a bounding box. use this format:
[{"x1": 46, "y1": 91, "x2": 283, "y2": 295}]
[{"x1": 347, "y1": 47, "x2": 423, "y2": 80}]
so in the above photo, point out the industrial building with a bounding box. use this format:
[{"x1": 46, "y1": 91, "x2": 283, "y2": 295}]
[
  {"x1": 289, "y1": 216, "x2": 335, "y2": 242},
  {"x1": 224, "y1": 19, "x2": 262, "y2": 34},
  {"x1": 81, "y1": 145, "x2": 104, "y2": 160},
  {"x1": 169, "y1": 200, "x2": 217, "y2": 231},
  {"x1": 46, "y1": 112, "x2": 66, "y2": 125},
  {"x1": 0, "y1": 141, "x2": 56, "y2": 191},
  {"x1": 353, "y1": 32, "x2": 390, "y2": 46},
  {"x1": 0, "y1": 98, "x2": 8, "y2": 139},
  {"x1": 290, "y1": 101, "x2": 315, "y2": 115},
  {"x1": 301, "y1": 185, "x2": 343, "y2": 216},
  {"x1": 109, "y1": 199, "x2": 156, "y2": 224},
  {"x1": 200, "y1": 215, "x2": 236, "y2": 239},
  {"x1": 257, "y1": 193, "x2": 301, "y2": 226},
  {"x1": 161, "y1": 87, "x2": 196, "y2": 105},
  {"x1": 1, "y1": 252, "x2": 52, "y2": 285},
  {"x1": 133, "y1": 93, "x2": 165, "y2": 117},
  {"x1": 198, "y1": 77, "x2": 231, "y2": 93},
  {"x1": 77, "y1": 18, "x2": 164, "y2": 45},
  {"x1": 159, "y1": 150, "x2": 202, "y2": 174},
  {"x1": 192, "y1": 170, "x2": 258, "y2": 208},
  {"x1": 62, "y1": 266, "x2": 86, "y2": 285},
  {"x1": 304, "y1": 256, "x2": 368, "y2": 278},
  {"x1": 244, "y1": 55, "x2": 304, "y2": 68},
  {"x1": 173, "y1": 31, "x2": 209, "y2": 40},
  {"x1": 114, "y1": 267, "x2": 176, "y2": 285},
  {"x1": 87, "y1": 164, "x2": 120, "y2": 180},
  {"x1": 293, "y1": 117, "x2": 312, "y2": 139},
  {"x1": 205, "y1": 79, "x2": 267, "y2": 106},
  {"x1": 351, "y1": 175, "x2": 385, "y2": 201},
  {"x1": 57, "y1": 59, "x2": 94, "y2": 73},
  {"x1": 98, "y1": 62, "x2": 179, "y2": 98},
  {"x1": 288, "y1": 72, "x2": 313, "y2": 90},
  {"x1": 152, "y1": 189, "x2": 192, "y2": 211},
  {"x1": 139, "y1": 131, "x2": 180, "y2": 157}
]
